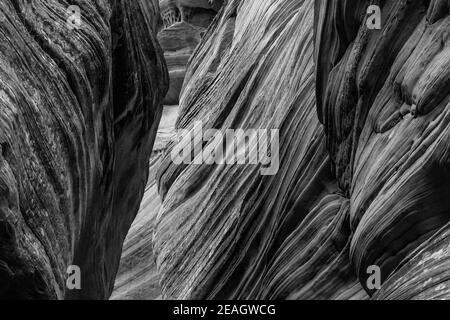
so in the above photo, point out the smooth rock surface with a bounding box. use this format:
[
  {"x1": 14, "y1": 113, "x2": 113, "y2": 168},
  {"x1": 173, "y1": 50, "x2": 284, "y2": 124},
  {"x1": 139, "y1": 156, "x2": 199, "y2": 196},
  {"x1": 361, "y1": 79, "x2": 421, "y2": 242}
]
[{"x1": 2, "y1": 0, "x2": 449, "y2": 301}]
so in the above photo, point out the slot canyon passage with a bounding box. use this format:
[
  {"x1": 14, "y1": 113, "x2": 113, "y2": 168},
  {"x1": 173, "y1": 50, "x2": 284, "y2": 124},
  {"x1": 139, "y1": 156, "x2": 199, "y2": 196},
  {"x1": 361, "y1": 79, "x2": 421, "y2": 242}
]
[{"x1": 0, "y1": 0, "x2": 449, "y2": 300}]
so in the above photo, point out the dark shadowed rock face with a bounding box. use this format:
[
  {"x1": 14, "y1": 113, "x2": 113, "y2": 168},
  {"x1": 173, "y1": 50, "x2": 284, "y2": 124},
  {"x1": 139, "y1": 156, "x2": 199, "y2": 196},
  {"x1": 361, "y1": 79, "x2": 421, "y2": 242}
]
[
  {"x1": 111, "y1": 105, "x2": 178, "y2": 300},
  {"x1": 0, "y1": 0, "x2": 167, "y2": 299},
  {"x1": 152, "y1": 0, "x2": 449, "y2": 300}
]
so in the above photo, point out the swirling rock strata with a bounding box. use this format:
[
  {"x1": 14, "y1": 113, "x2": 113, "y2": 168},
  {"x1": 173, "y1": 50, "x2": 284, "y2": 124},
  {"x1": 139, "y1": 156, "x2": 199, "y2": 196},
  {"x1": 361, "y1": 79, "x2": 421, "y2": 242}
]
[
  {"x1": 111, "y1": 106, "x2": 178, "y2": 300},
  {"x1": 0, "y1": 0, "x2": 167, "y2": 299},
  {"x1": 153, "y1": 0, "x2": 449, "y2": 300},
  {"x1": 315, "y1": 0, "x2": 450, "y2": 297},
  {"x1": 110, "y1": 155, "x2": 164, "y2": 300},
  {"x1": 154, "y1": 0, "x2": 365, "y2": 299}
]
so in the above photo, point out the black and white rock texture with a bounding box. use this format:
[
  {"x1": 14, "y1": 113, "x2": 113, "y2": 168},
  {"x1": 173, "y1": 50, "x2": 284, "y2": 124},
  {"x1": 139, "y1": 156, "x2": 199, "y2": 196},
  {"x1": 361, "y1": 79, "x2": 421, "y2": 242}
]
[
  {"x1": 110, "y1": 0, "x2": 222, "y2": 300},
  {"x1": 158, "y1": 0, "x2": 222, "y2": 105},
  {"x1": 315, "y1": 0, "x2": 450, "y2": 299},
  {"x1": 154, "y1": 0, "x2": 364, "y2": 299},
  {"x1": 111, "y1": 105, "x2": 178, "y2": 300},
  {"x1": 1, "y1": 0, "x2": 449, "y2": 300},
  {"x1": 0, "y1": 0, "x2": 168, "y2": 299},
  {"x1": 152, "y1": 0, "x2": 449, "y2": 300}
]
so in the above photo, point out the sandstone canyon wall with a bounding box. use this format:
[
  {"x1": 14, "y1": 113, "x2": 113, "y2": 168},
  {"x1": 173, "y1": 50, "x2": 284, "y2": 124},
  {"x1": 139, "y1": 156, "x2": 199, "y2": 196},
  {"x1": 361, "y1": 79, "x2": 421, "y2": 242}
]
[
  {"x1": 112, "y1": 105, "x2": 178, "y2": 300},
  {"x1": 0, "y1": 0, "x2": 167, "y2": 299},
  {"x1": 159, "y1": 0, "x2": 222, "y2": 105},
  {"x1": 315, "y1": 0, "x2": 450, "y2": 299},
  {"x1": 111, "y1": 0, "x2": 222, "y2": 300},
  {"x1": 154, "y1": 0, "x2": 365, "y2": 299},
  {"x1": 1, "y1": 0, "x2": 449, "y2": 301},
  {"x1": 152, "y1": 0, "x2": 449, "y2": 299}
]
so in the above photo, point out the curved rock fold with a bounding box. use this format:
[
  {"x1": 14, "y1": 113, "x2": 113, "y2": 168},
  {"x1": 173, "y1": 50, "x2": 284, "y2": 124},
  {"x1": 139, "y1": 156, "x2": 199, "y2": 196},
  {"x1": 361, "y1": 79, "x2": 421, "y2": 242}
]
[
  {"x1": 0, "y1": 0, "x2": 167, "y2": 299},
  {"x1": 1, "y1": 0, "x2": 449, "y2": 301}
]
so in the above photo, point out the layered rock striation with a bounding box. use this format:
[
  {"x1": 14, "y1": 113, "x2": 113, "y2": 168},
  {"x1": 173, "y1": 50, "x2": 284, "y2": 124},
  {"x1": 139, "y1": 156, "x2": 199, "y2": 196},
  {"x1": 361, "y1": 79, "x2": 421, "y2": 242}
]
[
  {"x1": 152, "y1": 0, "x2": 450, "y2": 299},
  {"x1": 0, "y1": 0, "x2": 167, "y2": 299},
  {"x1": 315, "y1": 0, "x2": 450, "y2": 298},
  {"x1": 154, "y1": 0, "x2": 363, "y2": 299},
  {"x1": 2, "y1": 0, "x2": 449, "y2": 301},
  {"x1": 158, "y1": 0, "x2": 223, "y2": 105},
  {"x1": 111, "y1": 0, "x2": 223, "y2": 300},
  {"x1": 111, "y1": 105, "x2": 178, "y2": 300}
]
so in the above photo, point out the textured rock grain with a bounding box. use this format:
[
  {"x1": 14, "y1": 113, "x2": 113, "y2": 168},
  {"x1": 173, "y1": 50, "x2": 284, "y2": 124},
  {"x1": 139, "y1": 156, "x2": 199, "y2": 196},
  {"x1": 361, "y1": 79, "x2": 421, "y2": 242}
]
[
  {"x1": 111, "y1": 0, "x2": 222, "y2": 299},
  {"x1": 154, "y1": 0, "x2": 365, "y2": 300},
  {"x1": 0, "y1": 0, "x2": 167, "y2": 299},
  {"x1": 315, "y1": 0, "x2": 450, "y2": 298},
  {"x1": 111, "y1": 105, "x2": 178, "y2": 300},
  {"x1": 3, "y1": 0, "x2": 449, "y2": 301},
  {"x1": 158, "y1": 0, "x2": 221, "y2": 105},
  {"x1": 152, "y1": 0, "x2": 449, "y2": 300}
]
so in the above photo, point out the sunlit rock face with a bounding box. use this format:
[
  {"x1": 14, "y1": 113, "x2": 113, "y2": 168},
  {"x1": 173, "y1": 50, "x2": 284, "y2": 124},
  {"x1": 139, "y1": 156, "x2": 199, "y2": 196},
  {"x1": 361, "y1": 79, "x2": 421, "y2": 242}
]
[
  {"x1": 158, "y1": 0, "x2": 222, "y2": 105},
  {"x1": 111, "y1": 154, "x2": 165, "y2": 300},
  {"x1": 0, "y1": 0, "x2": 167, "y2": 299},
  {"x1": 315, "y1": 0, "x2": 450, "y2": 298},
  {"x1": 153, "y1": 0, "x2": 367, "y2": 300},
  {"x1": 152, "y1": 0, "x2": 450, "y2": 300}
]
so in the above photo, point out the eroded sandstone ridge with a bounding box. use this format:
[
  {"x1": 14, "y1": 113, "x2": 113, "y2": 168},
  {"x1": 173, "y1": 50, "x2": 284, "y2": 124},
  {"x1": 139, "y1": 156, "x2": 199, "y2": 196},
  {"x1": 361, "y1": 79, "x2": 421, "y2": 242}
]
[
  {"x1": 0, "y1": 0, "x2": 167, "y2": 299},
  {"x1": 315, "y1": 0, "x2": 450, "y2": 299},
  {"x1": 153, "y1": 0, "x2": 449, "y2": 299}
]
